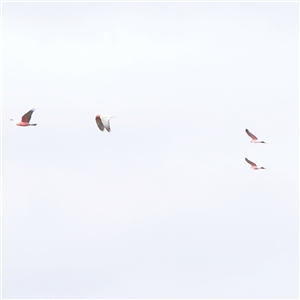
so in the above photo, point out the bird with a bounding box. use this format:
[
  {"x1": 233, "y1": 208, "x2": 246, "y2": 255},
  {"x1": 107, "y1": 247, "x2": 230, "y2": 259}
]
[
  {"x1": 245, "y1": 157, "x2": 266, "y2": 170},
  {"x1": 10, "y1": 109, "x2": 37, "y2": 126},
  {"x1": 245, "y1": 129, "x2": 266, "y2": 143},
  {"x1": 95, "y1": 114, "x2": 115, "y2": 132}
]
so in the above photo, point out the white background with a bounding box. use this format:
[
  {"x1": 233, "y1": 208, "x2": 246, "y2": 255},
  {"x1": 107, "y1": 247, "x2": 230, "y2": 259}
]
[{"x1": 2, "y1": 2, "x2": 299, "y2": 298}]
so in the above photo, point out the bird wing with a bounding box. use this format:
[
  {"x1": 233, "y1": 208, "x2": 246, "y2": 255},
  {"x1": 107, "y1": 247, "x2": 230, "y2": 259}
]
[
  {"x1": 21, "y1": 109, "x2": 35, "y2": 123},
  {"x1": 101, "y1": 116, "x2": 111, "y2": 132},
  {"x1": 245, "y1": 129, "x2": 258, "y2": 140},
  {"x1": 95, "y1": 116, "x2": 105, "y2": 131},
  {"x1": 245, "y1": 157, "x2": 257, "y2": 167}
]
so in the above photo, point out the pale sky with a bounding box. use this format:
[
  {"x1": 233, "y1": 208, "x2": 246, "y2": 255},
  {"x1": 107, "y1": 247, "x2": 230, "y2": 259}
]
[{"x1": 2, "y1": 2, "x2": 299, "y2": 299}]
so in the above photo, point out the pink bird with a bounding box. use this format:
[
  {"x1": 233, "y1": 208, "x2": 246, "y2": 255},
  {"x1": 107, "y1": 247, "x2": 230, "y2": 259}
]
[
  {"x1": 95, "y1": 114, "x2": 115, "y2": 132},
  {"x1": 245, "y1": 158, "x2": 266, "y2": 170},
  {"x1": 245, "y1": 129, "x2": 266, "y2": 143},
  {"x1": 10, "y1": 109, "x2": 37, "y2": 126}
]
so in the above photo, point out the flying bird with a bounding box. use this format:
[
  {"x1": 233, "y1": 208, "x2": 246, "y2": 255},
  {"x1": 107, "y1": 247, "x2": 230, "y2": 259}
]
[
  {"x1": 10, "y1": 109, "x2": 37, "y2": 126},
  {"x1": 245, "y1": 129, "x2": 266, "y2": 143},
  {"x1": 95, "y1": 114, "x2": 115, "y2": 132},
  {"x1": 245, "y1": 157, "x2": 266, "y2": 170}
]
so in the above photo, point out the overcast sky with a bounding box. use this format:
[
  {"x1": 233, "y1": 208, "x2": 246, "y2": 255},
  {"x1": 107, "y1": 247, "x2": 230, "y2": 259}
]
[{"x1": 2, "y1": 2, "x2": 299, "y2": 299}]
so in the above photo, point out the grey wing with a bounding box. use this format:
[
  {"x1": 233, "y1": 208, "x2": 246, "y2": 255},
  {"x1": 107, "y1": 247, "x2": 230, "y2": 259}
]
[
  {"x1": 245, "y1": 157, "x2": 257, "y2": 167},
  {"x1": 102, "y1": 117, "x2": 111, "y2": 132},
  {"x1": 22, "y1": 109, "x2": 35, "y2": 123},
  {"x1": 95, "y1": 116, "x2": 105, "y2": 131},
  {"x1": 245, "y1": 129, "x2": 258, "y2": 140}
]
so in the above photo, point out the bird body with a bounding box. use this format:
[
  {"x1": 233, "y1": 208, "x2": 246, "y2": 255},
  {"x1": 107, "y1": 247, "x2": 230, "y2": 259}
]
[
  {"x1": 245, "y1": 129, "x2": 266, "y2": 143},
  {"x1": 11, "y1": 109, "x2": 37, "y2": 126},
  {"x1": 245, "y1": 157, "x2": 266, "y2": 170},
  {"x1": 95, "y1": 114, "x2": 115, "y2": 132}
]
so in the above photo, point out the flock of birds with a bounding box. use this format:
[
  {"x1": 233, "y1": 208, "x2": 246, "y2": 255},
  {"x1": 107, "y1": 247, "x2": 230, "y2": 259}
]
[
  {"x1": 245, "y1": 129, "x2": 267, "y2": 170},
  {"x1": 11, "y1": 108, "x2": 267, "y2": 170},
  {"x1": 10, "y1": 108, "x2": 115, "y2": 132}
]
